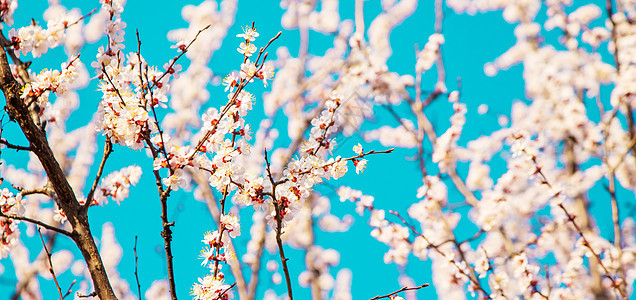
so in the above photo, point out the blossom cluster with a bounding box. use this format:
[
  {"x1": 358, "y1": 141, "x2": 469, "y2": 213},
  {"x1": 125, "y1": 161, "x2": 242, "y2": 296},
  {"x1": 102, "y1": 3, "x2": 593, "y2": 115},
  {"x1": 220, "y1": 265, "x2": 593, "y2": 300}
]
[
  {"x1": 0, "y1": 0, "x2": 17, "y2": 29},
  {"x1": 188, "y1": 26, "x2": 391, "y2": 297},
  {"x1": 89, "y1": 165, "x2": 142, "y2": 206},
  {"x1": 191, "y1": 274, "x2": 234, "y2": 300},
  {"x1": 20, "y1": 60, "x2": 79, "y2": 122},
  {"x1": 193, "y1": 213, "x2": 241, "y2": 300},
  {"x1": 431, "y1": 91, "x2": 466, "y2": 172},
  {"x1": 416, "y1": 33, "x2": 444, "y2": 73},
  {"x1": 0, "y1": 188, "x2": 22, "y2": 258},
  {"x1": 8, "y1": 4, "x2": 84, "y2": 58},
  {"x1": 188, "y1": 25, "x2": 279, "y2": 297},
  {"x1": 9, "y1": 24, "x2": 57, "y2": 57},
  {"x1": 93, "y1": 0, "x2": 174, "y2": 151}
]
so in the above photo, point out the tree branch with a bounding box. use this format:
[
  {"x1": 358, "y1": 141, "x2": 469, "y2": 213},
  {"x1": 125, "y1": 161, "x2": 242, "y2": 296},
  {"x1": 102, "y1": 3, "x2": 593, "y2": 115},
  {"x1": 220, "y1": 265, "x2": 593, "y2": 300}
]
[
  {"x1": 83, "y1": 139, "x2": 112, "y2": 211},
  {"x1": 37, "y1": 227, "x2": 64, "y2": 300},
  {"x1": 265, "y1": 150, "x2": 294, "y2": 300},
  {"x1": 0, "y1": 138, "x2": 31, "y2": 151},
  {"x1": 369, "y1": 283, "x2": 429, "y2": 300},
  {"x1": 134, "y1": 236, "x2": 142, "y2": 300},
  {"x1": 0, "y1": 211, "x2": 71, "y2": 237},
  {"x1": 0, "y1": 31, "x2": 117, "y2": 299}
]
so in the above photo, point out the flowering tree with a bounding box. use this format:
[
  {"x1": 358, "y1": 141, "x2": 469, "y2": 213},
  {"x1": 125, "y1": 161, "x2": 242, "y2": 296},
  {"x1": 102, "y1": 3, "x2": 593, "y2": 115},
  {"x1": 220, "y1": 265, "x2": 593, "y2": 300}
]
[{"x1": 0, "y1": 0, "x2": 635, "y2": 299}]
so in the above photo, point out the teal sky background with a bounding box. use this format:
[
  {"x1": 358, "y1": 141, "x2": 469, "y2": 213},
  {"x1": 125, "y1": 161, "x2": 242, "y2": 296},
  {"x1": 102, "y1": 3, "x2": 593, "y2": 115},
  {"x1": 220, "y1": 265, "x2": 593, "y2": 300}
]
[{"x1": 1, "y1": 0, "x2": 632, "y2": 299}]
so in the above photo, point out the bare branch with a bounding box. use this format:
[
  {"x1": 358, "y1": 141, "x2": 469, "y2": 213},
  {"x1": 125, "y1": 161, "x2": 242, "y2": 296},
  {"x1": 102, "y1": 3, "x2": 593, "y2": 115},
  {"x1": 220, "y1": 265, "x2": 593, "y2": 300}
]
[
  {"x1": 134, "y1": 236, "x2": 142, "y2": 300},
  {"x1": 0, "y1": 212, "x2": 71, "y2": 237},
  {"x1": 369, "y1": 283, "x2": 429, "y2": 300},
  {"x1": 265, "y1": 150, "x2": 294, "y2": 300},
  {"x1": 83, "y1": 139, "x2": 113, "y2": 211},
  {"x1": 37, "y1": 227, "x2": 64, "y2": 300},
  {"x1": 0, "y1": 138, "x2": 31, "y2": 151}
]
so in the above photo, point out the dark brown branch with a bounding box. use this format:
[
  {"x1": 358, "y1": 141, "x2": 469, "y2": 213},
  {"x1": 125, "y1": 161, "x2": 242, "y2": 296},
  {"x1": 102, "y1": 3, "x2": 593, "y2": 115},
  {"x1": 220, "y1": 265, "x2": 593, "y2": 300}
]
[
  {"x1": 141, "y1": 136, "x2": 177, "y2": 300},
  {"x1": 144, "y1": 136, "x2": 178, "y2": 300},
  {"x1": 265, "y1": 150, "x2": 294, "y2": 300},
  {"x1": 134, "y1": 236, "x2": 142, "y2": 300},
  {"x1": 83, "y1": 139, "x2": 112, "y2": 210},
  {"x1": 0, "y1": 30, "x2": 116, "y2": 299},
  {"x1": 0, "y1": 138, "x2": 31, "y2": 151},
  {"x1": 0, "y1": 211, "x2": 71, "y2": 237},
  {"x1": 77, "y1": 292, "x2": 97, "y2": 298},
  {"x1": 369, "y1": 283, "x2": 429, "y2": 300},
  {"x1": 216, "y1": 282, "x2": 237, "y2": 300}
]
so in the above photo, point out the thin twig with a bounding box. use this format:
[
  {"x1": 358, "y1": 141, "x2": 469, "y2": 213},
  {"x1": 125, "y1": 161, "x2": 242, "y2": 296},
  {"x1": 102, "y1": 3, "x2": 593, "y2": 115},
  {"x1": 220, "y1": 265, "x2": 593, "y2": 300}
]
[
  {"x1": 369, "y1": 283, "x2": 429, "y2": 300},
  {"x1": 150, "y1": 24, "x2": 211, "y2": 90},
  {"x1": 0, "y1": 212, "x2": 71, "y2": 236},
  {"x1": 65, "y1": 8, "x2": 98, "y2": 28},
  {"x1": 77, "y1": 292, "x2": 97, "y2": 298},
  {"x1": 138, "y1": 135, "x2": 177, "y2": 300},
  {"x1": 0, "y1": 138, "x2": 31, "y2": 151},
  {"x1": 84, "y1": 140, "x2": 113, "y2": 210},
  {"x1": 135, "y1": 30, "x2": 174, "y2": 181},
  {"x1": 134, "y1": 236, "x2": 142, "y2": 300},
  {"x1": 215, "y1": 282, "x2": 237, "y2": 300},
  {"x1": 254, "y1": 31, "x2": 282, "y2": 67},
  {"x1": 390, "y1": 211, "x2": 493, "y2": 299},
  {"x1": 38, "y1": 226, "x2": 64, "y2": 300},
  {"x1": 13, "y1": 184, "x2": 55, "y2": 198},
  {"x1": 521, "y1": 146, "x2": 628, "y2": 300},
  {"x1": 100, "y1": 63, "x2": 127, "y2": 107},
  {"x1": 10, "y1": 227, "x2": 60, "y2": 300},
  {"x1": 212, "y1": 185, "x2": 230, "y2": 279},
  {"x1": 62, "y1": 280, "x2": 76, "y2": 299}
]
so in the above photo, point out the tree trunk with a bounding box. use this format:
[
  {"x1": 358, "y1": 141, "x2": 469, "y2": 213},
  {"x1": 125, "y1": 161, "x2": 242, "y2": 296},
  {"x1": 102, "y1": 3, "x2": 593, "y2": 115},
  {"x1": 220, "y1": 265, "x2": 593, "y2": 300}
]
[{"x1": 0, "y1": 44, "x2": 118, "y2": 300}]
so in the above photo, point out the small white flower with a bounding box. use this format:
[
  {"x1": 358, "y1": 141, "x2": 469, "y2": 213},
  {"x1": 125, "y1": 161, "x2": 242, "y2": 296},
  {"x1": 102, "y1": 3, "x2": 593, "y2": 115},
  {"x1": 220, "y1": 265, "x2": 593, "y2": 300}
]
[
  {"x1": 237, "y1": 42, "x2": 257, "y2": 57},
  {"x1": 236, "y1": 26, "x2": 259, "y2": 41},
  {"x1": 353, "y1": 143, "x2": 364, "y2": 155},
  {"x1": 354, "y1": 159, "x2": 367, "y2": 174}
]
